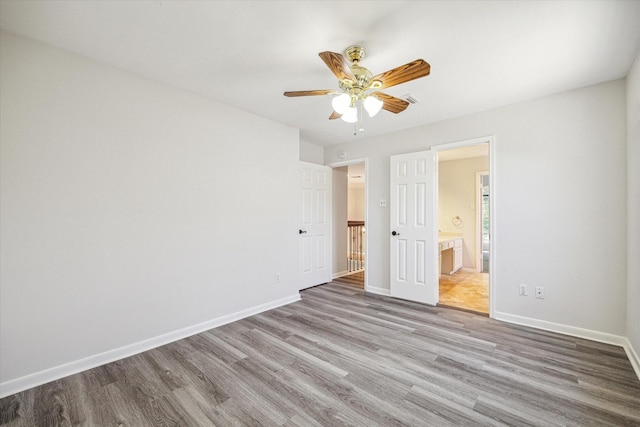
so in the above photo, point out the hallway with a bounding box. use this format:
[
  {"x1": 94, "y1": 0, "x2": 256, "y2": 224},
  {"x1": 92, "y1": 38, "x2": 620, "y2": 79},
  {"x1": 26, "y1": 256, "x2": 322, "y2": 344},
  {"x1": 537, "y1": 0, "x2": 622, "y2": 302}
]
[{"x1": 333, "y1": 270, "x2": 364, "y2": 289}]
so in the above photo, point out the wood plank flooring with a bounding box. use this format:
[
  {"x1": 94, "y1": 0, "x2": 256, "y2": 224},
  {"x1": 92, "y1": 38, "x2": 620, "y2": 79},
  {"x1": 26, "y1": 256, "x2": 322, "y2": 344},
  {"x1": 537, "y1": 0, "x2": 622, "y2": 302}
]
[
  {"x1": 333, "y1": 271, "x2": 364, "y2": 289},
  {"x1": 439, "y1": 271, "x2": 490, "y2": 315},
  {"x1": 2, "y1": 281, "x2": 639, "y2": 426}
]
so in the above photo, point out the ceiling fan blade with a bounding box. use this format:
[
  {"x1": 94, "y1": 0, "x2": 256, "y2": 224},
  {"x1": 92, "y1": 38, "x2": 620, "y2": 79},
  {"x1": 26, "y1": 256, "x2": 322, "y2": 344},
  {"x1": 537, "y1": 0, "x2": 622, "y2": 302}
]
[
  {"x1": 284, "y1": 89, "x2": 335, "y2": 97},
  {"x1": 371, "y1": 59, "x2": 431, "y2": 90},
  {"x1": 373, "y1": 92, "x2": 410, "y2": 114},
  {"x1": 329, "y1": 111, "x2": 341, "y2": 120},
  {"x1": 319, "y1": 51, "x2": 356, "y2": 82}
]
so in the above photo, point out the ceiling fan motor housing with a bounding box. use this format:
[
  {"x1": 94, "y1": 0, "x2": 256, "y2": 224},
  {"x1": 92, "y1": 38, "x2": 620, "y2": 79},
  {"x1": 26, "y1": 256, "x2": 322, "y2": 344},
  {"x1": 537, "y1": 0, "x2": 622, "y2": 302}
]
[
  {"x1": 340, "y1": 64, "x2": 373, "y2": 98},
  {"x1": 343, "y1": 46, "x2": 376, "y2": 99}
]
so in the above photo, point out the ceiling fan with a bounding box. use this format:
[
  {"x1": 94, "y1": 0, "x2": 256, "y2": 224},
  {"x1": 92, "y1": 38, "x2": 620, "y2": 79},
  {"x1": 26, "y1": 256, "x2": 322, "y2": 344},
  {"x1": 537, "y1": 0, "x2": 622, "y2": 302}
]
[{"x1": 284, "y1": 45, "x2": 430, "y2": 128}]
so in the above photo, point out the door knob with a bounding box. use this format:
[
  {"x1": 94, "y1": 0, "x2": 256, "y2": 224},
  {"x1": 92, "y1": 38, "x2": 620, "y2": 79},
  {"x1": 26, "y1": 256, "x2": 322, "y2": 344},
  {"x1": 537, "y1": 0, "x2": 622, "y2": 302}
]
[
  {"x1": 299, "y1": 229, "x2": 307, "y2": 234},
  {"x1": 392, "y1": 231, "x2": 400, "y2": 236}
]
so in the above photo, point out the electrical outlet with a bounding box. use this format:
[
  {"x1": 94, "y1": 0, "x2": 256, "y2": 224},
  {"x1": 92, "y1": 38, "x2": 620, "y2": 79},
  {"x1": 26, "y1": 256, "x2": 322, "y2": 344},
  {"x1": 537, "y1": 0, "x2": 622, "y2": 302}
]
[
  {"x1": 379, "y1": 199, "x2": 387, "y2": 207},
  {"x1": 535, "y1": 286, "x2": 544, "y2": 299},
  {"x1": 518, "y1": 284, "x2": 528, "y2": 296},
  {"x1": 275, "y1": 273, "x2": 280, "y2": 283}
]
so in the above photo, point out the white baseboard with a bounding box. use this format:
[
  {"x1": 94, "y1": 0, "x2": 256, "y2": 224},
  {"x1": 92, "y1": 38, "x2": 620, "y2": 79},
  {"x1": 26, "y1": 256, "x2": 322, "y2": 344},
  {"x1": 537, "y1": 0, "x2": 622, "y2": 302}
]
[
  {"x1": 0, "y1": 293, "x2": 301, "y2": 398},
  {"x1": 623, "y1": 338, "x2": 640, "y2": 381},
  {"x1": 365, "y1": 285, "x2": 390, "y2": 296},
  {"x1": 494, "y1": 311, "x2": 640, "y2": 381},
  {"x1": 493, "y1": 311, "x2": 628, "y2": 347},
  {"x1": 332, "y1": 270, "x2": 351, "y2": 279},
  {"x1": 332, "y1": 269, "x2": 364, "y2": 279}
]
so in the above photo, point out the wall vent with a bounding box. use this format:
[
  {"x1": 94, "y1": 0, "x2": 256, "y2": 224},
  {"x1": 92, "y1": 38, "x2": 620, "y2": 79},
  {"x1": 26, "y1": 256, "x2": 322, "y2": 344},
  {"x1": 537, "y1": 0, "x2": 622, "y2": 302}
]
[{"x1": 403, "y1": 94, "x2": 419, "y2": 104}]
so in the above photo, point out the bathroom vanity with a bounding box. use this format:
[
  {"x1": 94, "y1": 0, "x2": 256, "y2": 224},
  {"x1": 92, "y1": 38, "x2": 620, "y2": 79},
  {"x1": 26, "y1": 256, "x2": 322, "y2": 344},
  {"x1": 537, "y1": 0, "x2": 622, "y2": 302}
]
[{"x1": 439, "y1": 234, "x2": 463, "y2": 275}]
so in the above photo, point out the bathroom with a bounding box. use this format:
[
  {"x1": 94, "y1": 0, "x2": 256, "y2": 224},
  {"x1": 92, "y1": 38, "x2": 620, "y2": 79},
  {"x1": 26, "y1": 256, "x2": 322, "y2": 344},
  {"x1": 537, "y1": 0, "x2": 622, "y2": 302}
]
[{"x1": 437, "y1": 144, "x2": 490, "y2": 314}]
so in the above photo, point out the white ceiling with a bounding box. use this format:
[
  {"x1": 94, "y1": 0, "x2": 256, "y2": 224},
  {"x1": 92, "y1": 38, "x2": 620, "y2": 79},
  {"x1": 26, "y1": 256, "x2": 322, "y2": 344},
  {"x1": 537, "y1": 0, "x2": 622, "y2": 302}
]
[{"x1": 1, "y1": 1, "x2": 639, "y2": 147}]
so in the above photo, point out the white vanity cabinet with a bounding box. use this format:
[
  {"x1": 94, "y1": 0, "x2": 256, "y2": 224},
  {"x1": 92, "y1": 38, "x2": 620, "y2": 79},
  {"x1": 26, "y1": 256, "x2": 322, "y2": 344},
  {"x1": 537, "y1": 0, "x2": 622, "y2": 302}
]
[
  {"x1": 439, "y1": 235, "x2": 463, "y2": 275},
  {"x1": 453, "y1": 238, "x2": 463, "y2": 272}
]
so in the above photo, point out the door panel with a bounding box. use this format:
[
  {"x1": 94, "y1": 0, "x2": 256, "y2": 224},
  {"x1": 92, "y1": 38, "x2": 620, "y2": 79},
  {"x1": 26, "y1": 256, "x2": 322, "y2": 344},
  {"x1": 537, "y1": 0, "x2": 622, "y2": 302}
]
[
  {"x1": 397, "y1": 184, "x2": 407, "y2": 226},
  {"x1": 316, "y1": 190, "x2": 326, "y2": 223},
  {"x1": 301, "y1": 237, "x2": 312, "y2": 273},
  {"x1": 415, "y1": 240, "x2": 426, "y2": 285},
  {"x1": 302, "y1": 189, "x2": 312, "y2": 224},
  {"x1": 390, "y1": 151, "x2": 437, "y2": 305},
  {"x1": 416, "y1": 183, "x2": 426, "y2": 227},
  {"x1": 316, "y1": 235, "x2": 326, "y2": 269},
  {"x1": 299, "y1": 162, "x2": 332, "y2": 290},
  {"x1": 396, "y1": 239, "x2": 407, "y2": 282}
]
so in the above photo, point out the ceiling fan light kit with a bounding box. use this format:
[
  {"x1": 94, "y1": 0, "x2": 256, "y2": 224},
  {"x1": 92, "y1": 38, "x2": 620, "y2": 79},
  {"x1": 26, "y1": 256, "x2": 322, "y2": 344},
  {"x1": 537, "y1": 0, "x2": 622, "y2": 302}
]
[
  {"x1": 341, "y1": 105, "x2": 358, "y2": 123},
  {"x1": 284, "y1": 45, "x2": 430, "y2": 134},
  {"x1": 363, "y1": 95, "x2": 383, "y2": 117},
  {"x1": 331, "y1": 93, "x2": 351, "y2": 114}
]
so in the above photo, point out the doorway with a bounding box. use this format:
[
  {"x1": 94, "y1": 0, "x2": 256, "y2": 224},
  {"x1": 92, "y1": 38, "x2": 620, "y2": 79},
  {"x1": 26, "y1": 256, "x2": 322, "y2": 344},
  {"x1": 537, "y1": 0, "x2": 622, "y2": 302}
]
[
  {"x1": 433, "y1": 140, "x2": 492, "y2": 315},
  {"x1": 329, "y1": 159, "x2": 367, "y2": 290},
  {"x1": 347, "y1": 163, "x2": 365, "y2": 276}
]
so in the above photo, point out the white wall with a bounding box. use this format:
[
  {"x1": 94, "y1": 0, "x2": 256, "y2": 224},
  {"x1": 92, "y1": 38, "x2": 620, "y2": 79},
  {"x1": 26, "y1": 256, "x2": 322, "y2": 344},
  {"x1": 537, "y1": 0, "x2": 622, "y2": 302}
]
[
  {"x1": 332, "y1": 167, "x2": 348, "y2": 276},
  {"x1": 627, "y1": 52, "x2": 640, "y2": 368},
  {"x1": 0, "y1": 32, "x2": 300, "y2": 392},
  {"x1": 325, "y1": 80, "x2": 627, "y2": 337},
  {"x1": 348, "y1": 187, "x2": 365, "y2": 221},
  {"x1": 439, "y1": 156, "x2": 489, "y2": 269},
  {"x1": 299, "y1": 140, "x2": 324, "y2": 164}
]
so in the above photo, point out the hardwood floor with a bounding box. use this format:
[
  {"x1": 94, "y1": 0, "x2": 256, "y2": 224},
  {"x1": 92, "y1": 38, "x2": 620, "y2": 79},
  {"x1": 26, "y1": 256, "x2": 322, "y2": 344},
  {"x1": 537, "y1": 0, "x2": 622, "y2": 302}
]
[
  {"x1": 439, "y1": 271, "x2": 489, "y2": 315},
  {"x1": 333, "y1": 270, "x2": 364, "y2": 289},
  {"x1": 2, "y1": 281, "x2": 639, "y2": 426}
]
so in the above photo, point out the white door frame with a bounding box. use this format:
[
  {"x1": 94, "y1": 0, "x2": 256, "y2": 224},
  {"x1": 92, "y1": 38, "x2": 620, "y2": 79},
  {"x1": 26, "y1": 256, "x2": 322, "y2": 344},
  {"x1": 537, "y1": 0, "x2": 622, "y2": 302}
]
[
  {"x1": 328, "y1": 157, "x2": 369, "y2": 291},
  {"x1": 431, "y1": 135, "x2": 496, "y2": 317}
]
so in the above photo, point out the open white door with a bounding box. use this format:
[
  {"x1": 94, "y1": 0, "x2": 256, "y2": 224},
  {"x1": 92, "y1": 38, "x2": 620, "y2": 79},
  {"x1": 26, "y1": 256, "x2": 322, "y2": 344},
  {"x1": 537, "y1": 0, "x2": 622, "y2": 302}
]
[
  {"x1": 299, "y1": 162, "x2": 331, "y2": 290},
  {"x1": 390, "y1": 151, "x2": 438, "y2": 305}
]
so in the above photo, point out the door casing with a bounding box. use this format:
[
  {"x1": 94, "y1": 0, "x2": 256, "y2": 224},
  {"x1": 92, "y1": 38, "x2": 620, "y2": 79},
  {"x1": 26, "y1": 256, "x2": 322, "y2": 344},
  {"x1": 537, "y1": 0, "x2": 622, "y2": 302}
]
[
  {"x1": 432, "y1": 135, "x2": 496, "y2": 317},
  {"x1": 328, "y1": 158, "x2": 369, "y2": 291}
]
